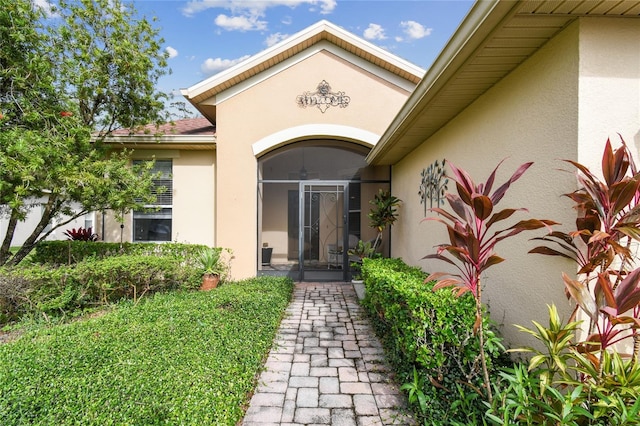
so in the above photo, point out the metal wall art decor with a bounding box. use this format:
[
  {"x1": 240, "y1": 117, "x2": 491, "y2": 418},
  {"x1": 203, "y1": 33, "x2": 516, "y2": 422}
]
[
  {"x1": 419, "y1": 159, "x2": 448, "y2": 216},
  {"x1": 296, "y1": 80, "x2": 350, "y2": 113}
]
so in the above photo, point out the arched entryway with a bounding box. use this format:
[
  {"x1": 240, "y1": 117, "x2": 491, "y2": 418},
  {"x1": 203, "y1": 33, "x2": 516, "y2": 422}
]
[{"x1": 257, "y1": 140, "x2": 391, "y2": 281}]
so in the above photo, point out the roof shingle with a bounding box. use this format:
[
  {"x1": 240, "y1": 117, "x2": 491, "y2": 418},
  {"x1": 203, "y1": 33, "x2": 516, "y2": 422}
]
[{"x1": 109, "y1": 117, "x2": 215, "y2": 136}]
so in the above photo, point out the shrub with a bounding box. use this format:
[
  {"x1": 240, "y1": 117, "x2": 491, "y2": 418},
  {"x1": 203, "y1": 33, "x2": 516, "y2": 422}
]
[
  {"x1": 423, "y1": 159, "x2": 555, "y2": 404},
  {"x1": 530, "y1": 137, "x2": 640, "y2": 361},
  {"x1": 488, "y1": 306, "x2": 640, "y2": 425},
  {"x1": 0, "y1": 255, "x2": 201, "y2": 324},
  {"x1": 31, "y1": 241, "x2": 209, "y2": 265},
  {"x1": 73, "y1": 255, "x2": 202, "y2": 304},
  {"x1": 361, "y1": 257, "x2": 506, "y2": 423},
  {"x1": 487, "y1": 138, "x2": 640, "y2": 424},
  {"x1": 0, "y1": 265, "x2": 75, "y2": 322}
]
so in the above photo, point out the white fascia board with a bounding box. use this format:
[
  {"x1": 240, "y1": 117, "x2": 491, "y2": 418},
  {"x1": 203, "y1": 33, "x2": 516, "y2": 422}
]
[
  {"x1": 182, "y1": 21, "x2": 333, "y2": 99},
  {"x1": 322, "y1": 21, "x2": 425, "y2": 77},
  {"x1": 181, "y1": 20, "x2": 424, "y2": 100},
  {"x1": 105, "y1": 135, "x2": 216, "y2": 144},
  {"x1": 367, "y1": 0, "x2": 509, "y2": 163},
  {"x1": 213, "y1": 40, "x2": 421, "y2": 107}
]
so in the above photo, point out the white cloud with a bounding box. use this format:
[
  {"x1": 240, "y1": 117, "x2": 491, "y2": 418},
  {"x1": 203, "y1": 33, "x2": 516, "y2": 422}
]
[
  {"x1": 400, "y1": 20, "x2": 433, "y2": 40},
  {"x1": 182, "y1": 0, "x2": 227, "y2": 18},
  {"x1": 183, "y1": 0, "x2": 337, "y2": 15},
  {"x1": 265, "y1": 32, "x2": 289, "y2": 47},
  {"x1": 395, "y1": 36, "x2": 403, "y2": 43},
  {"x1": 200, "y1": 55, "x2": 251, "y2": 74},
  {"x1": 215, "y1": 13, "x2": 267, "y2": 31},
  {"x1": 310, "y1": 0, "x2": 337, "y2": 15},
  {"x1": 166, "y1": 46, "x2": 179, "y2": 59},
  {"x1": 363, "y1": 23, "x2": 386, "y2": 41},
  {"x1": 33, "y1": 0, "x2": 57, "y2": 18},
  {"x1": 182, "y1": 0, "x2": 337, "y2": 28}
]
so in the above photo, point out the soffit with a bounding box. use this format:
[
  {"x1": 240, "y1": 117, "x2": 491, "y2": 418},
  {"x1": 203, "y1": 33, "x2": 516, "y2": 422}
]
[
  {"x1": 106, "y1": 141, "x2": 215, "y2": 151},
  {"x1": 368, "y1": 0, "x2": 640, "y2": 165},
  {"x1": 180, "y1": 20, "x2": 425, "y2": 120}
]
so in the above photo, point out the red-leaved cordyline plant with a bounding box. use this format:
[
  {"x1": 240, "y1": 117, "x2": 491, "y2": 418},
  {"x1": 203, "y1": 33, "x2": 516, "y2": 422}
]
[
  {"x1": 530, "y1": 137, "x2": 640, "y2": 370},
  {"x1": 63, "y1": 227, "x2": 98, "y2": 242},
  {"x1": 424, "y1": 159, "x2": 557, "y2": 402}
]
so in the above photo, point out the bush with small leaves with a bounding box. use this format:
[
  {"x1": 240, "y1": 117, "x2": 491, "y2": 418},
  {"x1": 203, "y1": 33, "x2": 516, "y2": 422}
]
[{"x1": 361, "y1": 257, "x2": 508, "y2": 423}]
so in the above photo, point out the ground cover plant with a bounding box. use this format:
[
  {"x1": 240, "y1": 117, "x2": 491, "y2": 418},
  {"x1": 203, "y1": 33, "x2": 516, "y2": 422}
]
[{"x1": 0, "y1": 276, "x2": 293, "y2": 425}]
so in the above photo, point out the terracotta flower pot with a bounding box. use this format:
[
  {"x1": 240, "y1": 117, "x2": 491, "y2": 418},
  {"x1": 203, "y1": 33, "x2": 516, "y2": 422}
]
[{"x1": 200, "y1": 273, "x2": 220, "y2": 291}]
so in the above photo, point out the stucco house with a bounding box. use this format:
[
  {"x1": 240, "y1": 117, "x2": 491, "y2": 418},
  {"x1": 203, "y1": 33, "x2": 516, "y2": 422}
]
[
  {"x1": 367, "y1": 0, "x2": 640, "y2": 346},
  {"x1": 101, "y1": 19, "x2": 425, "y2": 283},
  {"x1": 105, "y1": 0, "x2": 640, "y2": 346},
  {"x1": 5, "y1": 0, "x2": 636, "y2": 347}
]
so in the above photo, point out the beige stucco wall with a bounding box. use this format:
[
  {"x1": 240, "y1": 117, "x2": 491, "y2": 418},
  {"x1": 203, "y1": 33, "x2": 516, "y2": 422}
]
[
  {"x1": 0, "y1": 200, "x2": 90, "y2": 245},
  {"x1": 391, "y1": 22, "x2": 582, "y2": 348},
  {"x1": 577, "y1": 18, "x2": 640, "y2": 171},
  {"x1": 101, "y1": 149, "x2": 216, "y2": 246},
  {"x1": 171, "y1": 150, "x2": 216, "y2": 245},
  {"x1": 215, "y1": 49, "x2": 414, "y2": 278},
  {"x1": 575, "y1": 17, "x2": 640, "y2": 352}
]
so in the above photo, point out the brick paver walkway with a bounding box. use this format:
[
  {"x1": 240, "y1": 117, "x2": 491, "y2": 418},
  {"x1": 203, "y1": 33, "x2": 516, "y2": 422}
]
[{"x1": 242, "y1": 282, "x2": 415, "y2": 426}]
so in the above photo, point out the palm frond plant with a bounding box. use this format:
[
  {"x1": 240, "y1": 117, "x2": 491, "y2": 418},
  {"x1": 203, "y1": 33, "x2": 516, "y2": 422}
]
[{"x1": 197, "y1": 247, "x2": 224, "y2": 290}]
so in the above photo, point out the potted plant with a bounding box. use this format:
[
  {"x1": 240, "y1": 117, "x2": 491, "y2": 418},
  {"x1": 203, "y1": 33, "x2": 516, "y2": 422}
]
[
  {"x1": 367, "y1": 189, "x2": 402, "y2": 251},
  {"x1": 197, "y1": 247, "x2": 223, "y2": 291},
  {"x1": 348, "y1": 239, "x2": 376, "y2": 282}
]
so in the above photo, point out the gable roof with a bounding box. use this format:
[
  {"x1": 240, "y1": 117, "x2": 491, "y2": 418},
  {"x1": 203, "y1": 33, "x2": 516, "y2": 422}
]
[
  {"x1": 367, "y1": 0, "x2": 640, "y2": 165},
  {"x1": 181, "y1": 20, "x2": 425, "y2": 122}
]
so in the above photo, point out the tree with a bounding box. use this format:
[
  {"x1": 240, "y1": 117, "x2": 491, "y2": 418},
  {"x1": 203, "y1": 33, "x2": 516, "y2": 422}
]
[{"x1": 0, "y1": 0, "x2": 171, "y2": 266}]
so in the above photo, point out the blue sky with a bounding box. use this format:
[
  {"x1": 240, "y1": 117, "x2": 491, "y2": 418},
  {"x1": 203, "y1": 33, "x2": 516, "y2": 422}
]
[
  {"x1": 129, "y1": 0, "x2": 475, "y2": 113},
  {"x1": 36, "y1": 0, "x2": 475, "y2": 115}
]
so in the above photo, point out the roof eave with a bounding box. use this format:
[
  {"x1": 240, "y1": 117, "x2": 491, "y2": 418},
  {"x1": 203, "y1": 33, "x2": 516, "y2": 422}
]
[
  {"x1": 366, "y1": 0, "x2": 513, "y2": 165},
  {"x1": 181, "y1": 20, "x2": 425, "y2": 109},
  {"x1": 103, "y1": 135, "x2": 216, "y2": 150}
]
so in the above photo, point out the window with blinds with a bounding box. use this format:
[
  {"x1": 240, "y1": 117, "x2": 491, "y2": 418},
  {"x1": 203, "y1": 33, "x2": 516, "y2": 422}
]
[{"x1": 133, "y1": 159, "x2": 173, "y2": 241}]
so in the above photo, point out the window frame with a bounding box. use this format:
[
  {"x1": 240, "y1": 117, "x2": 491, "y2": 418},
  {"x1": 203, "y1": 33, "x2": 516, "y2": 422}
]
[{"x1": 132, "y1": 159, "x2": 173, "y2": 242}]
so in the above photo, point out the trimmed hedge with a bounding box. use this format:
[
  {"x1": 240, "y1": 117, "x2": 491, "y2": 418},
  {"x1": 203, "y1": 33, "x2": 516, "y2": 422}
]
[
  {"x1": 361, "y1": 257, "x2": 505, "y2": 423},
  {"x1": 31, "y1": 241, "x2": 209, "y2": 265},
  {"x1": 0, "y1": 255, "x2": 201, "y2": 324}
]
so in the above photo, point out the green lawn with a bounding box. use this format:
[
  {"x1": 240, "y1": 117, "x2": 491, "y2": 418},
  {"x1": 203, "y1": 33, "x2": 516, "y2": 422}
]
[{"x1": 0, "y1": 276, "x2": 293, "y2": 425}]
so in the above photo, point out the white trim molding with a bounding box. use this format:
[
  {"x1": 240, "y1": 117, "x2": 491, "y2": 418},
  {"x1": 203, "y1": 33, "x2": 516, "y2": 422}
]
[{"x1": 252, "y1": 124, "x2": 380, "y2": 157}]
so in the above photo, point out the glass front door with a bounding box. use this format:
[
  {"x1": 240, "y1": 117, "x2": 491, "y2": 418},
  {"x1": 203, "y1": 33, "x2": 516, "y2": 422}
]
[{"x1": 299, "y1": 181, "x2": 348, "y2": 281}]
